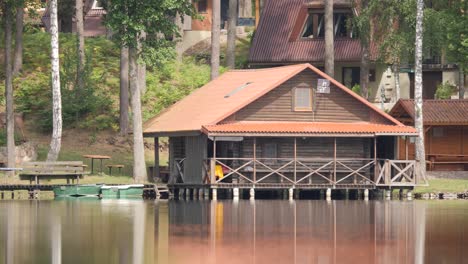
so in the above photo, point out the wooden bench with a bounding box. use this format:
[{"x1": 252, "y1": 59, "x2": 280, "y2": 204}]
[
  {"x1": 427, "y1": 154, "x2": 468, "y2": 171},
  {"x1": 19, "y1": 161, "x2": 89, "y2": 184},
  {"x1": 106, "y1": 164, "x2": 124, "y2": 175}
]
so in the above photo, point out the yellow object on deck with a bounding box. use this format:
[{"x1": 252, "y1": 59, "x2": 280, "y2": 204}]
[{"x1": 215, "y1": 165, "x2": 224, "y2": 180}]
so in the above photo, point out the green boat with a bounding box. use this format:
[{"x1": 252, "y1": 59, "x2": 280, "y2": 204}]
[
  {"x1": 101, "y1": 184, "x2": 144, "y2": 199},
  {"x1": 53, "y1": 184, "x2": 102, "y2": 197},
  {"x1": 118, "y1": 184, "x2": 144, "y2": 198},
  {"x1": 101, "y1": 185, "x2": 120, "y2": 198}
]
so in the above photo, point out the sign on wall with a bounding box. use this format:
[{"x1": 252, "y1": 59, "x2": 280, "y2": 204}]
[{"x1": 317, "y1": 79, "x2": 330, "y2": 94}]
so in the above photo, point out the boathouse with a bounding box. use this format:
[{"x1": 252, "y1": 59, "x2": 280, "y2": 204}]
[
  {"x1": 144, "y1": 64, "x2": 423, "y2": 193},
  {"x1": 390, "y1": 99, "x2": 468, "y2": 171}
]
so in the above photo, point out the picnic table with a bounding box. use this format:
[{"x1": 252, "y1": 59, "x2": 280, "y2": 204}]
[{"x1": 82, "y1": 154, "x2": 111, "y2": 174}]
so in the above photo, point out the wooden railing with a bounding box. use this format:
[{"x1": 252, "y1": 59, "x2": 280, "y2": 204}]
[{"x1": 197, "y1": 158, "x2": 427, "y2": 187}]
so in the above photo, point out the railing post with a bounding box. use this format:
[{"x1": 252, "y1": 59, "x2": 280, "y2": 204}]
[
  {"x1": 385, "y1": 160, "x2": 391, "y2": 185},
  {"x1": 210, "y1": 158, "x2": 216, "y2": 184}
]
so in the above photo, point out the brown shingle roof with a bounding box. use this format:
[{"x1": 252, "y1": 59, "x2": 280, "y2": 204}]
[
  {"x1": 389, "y1": 99, "x2": 468, "y2": 125},
  {"x1": 203, "y1": 122, "x2": 417, "y2": 136},
  {"x1": 249, "y1": 0, "x2": 376, "y2": 64},
  {"x1": 143, "y1": 63, "x2": 404, "y2": 136}
]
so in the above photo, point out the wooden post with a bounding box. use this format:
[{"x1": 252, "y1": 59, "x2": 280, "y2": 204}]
[
  {"x1": 211, "y1": 138, "x2": 217, "y2": 184},
  {"x1": 154, "y1": 137, "x2": 160, "y2": 181},
  {"x1": 405, "y1": 137, "x2": 409, "y2": 160},
  {"x1": 293, "y1": 138, "x2": 297, "y2": 184},
  {"x1": 255, "y1": 0, "x2": 260, "y2": 27},
  {"x1": 374, "y1": 137, "x2": 377, "y2": 181},
  {"x1": 253, "y1": 137, "x2": 257, "y2": 184},
  {"x1": 333, "y1": 138, "x2": 337, "y2": 184}
]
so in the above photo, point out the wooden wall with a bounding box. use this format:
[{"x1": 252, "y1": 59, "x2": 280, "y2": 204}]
[
  {"x1": 183, "y1": 135, "x2": 207, "y2": 183},
  {"x1": 227, "y1": 70, "x2": 392, "y2": 124},
  {"x1": 240, "y1": 137, "x2": 371, "y2": 159},
  {"x1": 398, "y1": 126, "x2": 468, "y2": 170}
]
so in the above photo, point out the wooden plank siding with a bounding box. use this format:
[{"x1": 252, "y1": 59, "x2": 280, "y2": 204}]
[
  {"x1": 398, "y1": 126, "x2": 468, "y2": 170},
  {"x1": 183, "y1": 135, "x2": 208, "y2": 183},
  {"x1": 223, "y1": 70, "x2": 393, "y2": 124}
]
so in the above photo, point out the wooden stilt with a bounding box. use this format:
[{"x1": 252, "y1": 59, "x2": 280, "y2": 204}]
[{"x1": 154, "y1": 137, "x2": 160, "y2": 181}]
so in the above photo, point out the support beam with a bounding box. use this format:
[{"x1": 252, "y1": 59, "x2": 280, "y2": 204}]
[
  {"x1": 333, "y1": 138, "x2": 337, "y2": 184},
  {"x1": 154, "y1": 137, "x2": 160, "y2": 181},
  {"x1": 211, "y1": 138, "x2": 217, "y2": 184},
  {"x1": 405, "y1": 137, "x2": 409, "y2": 160},
  {"x1": 253, "y1": 137, "x2": 257, "y2": 183},
  {"x1": 374, "y1": 137, "x2": 377, "y2": 181},
  {"x1": 293, "y1": 138, "x2": 297, "y2": 184}
]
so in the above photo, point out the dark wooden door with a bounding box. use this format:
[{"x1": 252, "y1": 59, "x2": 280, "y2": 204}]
[{"x1": 409, "y1": 71, "x2": 442, "y2": 99}]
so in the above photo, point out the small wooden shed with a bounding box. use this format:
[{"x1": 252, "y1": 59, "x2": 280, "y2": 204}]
[
  {"x1": 390, "y1": 99, "x2": 468, "y2": 171},
  {"x1": 144, "y1": 64, "x2": 422, "y2": 190}
]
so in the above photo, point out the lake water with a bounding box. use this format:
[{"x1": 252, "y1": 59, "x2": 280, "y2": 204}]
[{"x1": 0, "y1": 199, "x2": 467, "y2": 264}]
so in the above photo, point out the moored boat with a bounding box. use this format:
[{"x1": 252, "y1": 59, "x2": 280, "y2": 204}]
[
  {"x1": 53, "y1": 184, "x2": 102, "y2": 197},
  {"x1": 100, "y1": 184, "x2": 144, "y2": 198}
]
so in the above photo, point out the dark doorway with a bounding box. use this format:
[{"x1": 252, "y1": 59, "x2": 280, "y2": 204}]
[
  {"x1": 409, "y1": 71, "x2": 442, "y2": 99},
  {"x1": 376, "y1": 136, "x2": 395, "y2": 160},
  {"x1": 342, "y1": 67, "x2": 360, "y2": 88}
]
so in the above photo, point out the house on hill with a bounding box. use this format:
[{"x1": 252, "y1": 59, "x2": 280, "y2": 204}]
[
  {"x1": 144, "y1": 64, "x2": 425, "y2": 195},
  {"x1": 248, "y1": 0, "x2": 463, "y2": 107},
  {"x1": 390, "y1": 99, "x2": 468, "y2": 171}
]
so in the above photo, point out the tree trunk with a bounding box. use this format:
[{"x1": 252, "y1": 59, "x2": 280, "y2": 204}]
[
  {"x1": 360, "y1": 44, "x2": 369, "y2": 99},
  {"x1": 120, "y1": 47, "x2": 130, "y2": 135},
  {"x1": 393, "y1": 63, "x2": 401, "y2": 102},
  {"x1": 137, "y1": 31, "x2": 146, "y2": 95},
  {"x1": 414, "y1": 0, "x2": 425, "y2": 175},
  {"x1": 13, "y1": 5, "x2": 24, "y2": 76},
  {"x1": 226, "y1": 0, "x2": 238, "y2": 69},
  {"x1": 210, "y1": 0, "x2": 221, "y2": 79},
  {"x1": 175, "y1": 12, "x2": 185, "y2": 62},
  {"x1": 324, "y1": 0, "x2": 334, "y2": 77},
  {"x1": 47, "y1": 0, "x2": 63, "y2": 162},
  {"x1": 459, "y1": 65, "x2": 465, "y2": 99},
  {"x1": 76, "y1": 0, "x2": 85, "y2": 90},
  {"x1": 4, "y1": 2, "x2": 16, "y2": 175},
  {"x1": 129, "y1": 47, "x2": 147, "y2": 182}
]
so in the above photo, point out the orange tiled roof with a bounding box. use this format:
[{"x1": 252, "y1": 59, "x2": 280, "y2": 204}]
[
  {"x1": 202, "y1": 122, "x2": 417, "y2": 136},
  {"x1": 144, "y1": 64, "x2": 403, "y2": 135},
  {"x1": 390, "y1": 99, "x2": 468, "y2": 125}
]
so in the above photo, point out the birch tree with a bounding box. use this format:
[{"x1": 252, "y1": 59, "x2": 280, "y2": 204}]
[
  {"x1": 414, "y1": 0, "x2": 426, "y2": 175},
  {"x1": 211, "y1": 0, "x2": 221, "y2": 79},
  {"x1": 75, "y1": 0, "x2": 85, "y2": 90},
  {"x1": 105, "y1": 0, "x2": 194, "y2": 182},
  {"x1": 47, "y1": 0, "x2": 63, "y2": 162},
  {"x1": 13, "y1": 2, "x2": 24, "y2": 76},
  {"x1": 324, "y1": 0, "x2": 334, "y2": 77},
  {"x1": 3, "y1": 1, "x2": 16, "y2": 174},
  {"x1": 226, "y1": 0, "x2": 238, "y2": 69}
]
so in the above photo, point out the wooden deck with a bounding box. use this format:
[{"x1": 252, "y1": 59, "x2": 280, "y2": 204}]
[{"x1": 170, "y1": 157, "x2": 427, "y2": 189}]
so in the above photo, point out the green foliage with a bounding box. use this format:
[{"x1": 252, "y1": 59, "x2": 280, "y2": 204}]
[
  {"x1": 351, "y1": 84, "x2": 361, "y2": 95},
  {"x1": 11, "y1": 33, "x2": 118, "y2": 132},
  {"x1": 104, "y1": 0, "x2": 195, "y2": 66},
  {"x1": 142, "y1": 58, "x2": 212, "y2": 120},
  {"x1": 435, "y1": 81, "x2": 457, "y2": 99},
  {"x1": 0, "y1": 130, "x2": 22, "y2": 146}
]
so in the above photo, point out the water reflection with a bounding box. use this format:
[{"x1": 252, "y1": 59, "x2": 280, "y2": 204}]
[{"x1": 0, "y1": 199, "x2": 467, "y2": 264}]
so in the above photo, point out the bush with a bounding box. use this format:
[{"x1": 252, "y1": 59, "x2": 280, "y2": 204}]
[
  {"x1": 435, "y1": 81, "x2": 457, "y2": 99},
  {"x1": 351, "y1": 84, "x2": 361, "y2": 95}
]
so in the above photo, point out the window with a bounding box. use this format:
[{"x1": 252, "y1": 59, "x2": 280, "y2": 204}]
[
  {"x1": 197, "y1": 0, "x2": 207, "y2": 13},
  {"x1": 301, "y1": 9, "x2": 354, "y2": 39},
  {"x1": 92, "y1": 0, "x2": 103, "y2": 9},
  {"x1": 294, "y1": 87, "x2": 312, "y2": 111}
]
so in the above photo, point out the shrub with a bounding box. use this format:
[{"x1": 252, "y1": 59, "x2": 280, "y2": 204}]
[{"x1": 435, "y1": 81, "x2": 457, "y2": 99}]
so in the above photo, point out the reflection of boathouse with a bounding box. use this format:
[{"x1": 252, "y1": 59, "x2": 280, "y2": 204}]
[{"x1": 144, "y1": 64, "x2": 425, "y2": 195}]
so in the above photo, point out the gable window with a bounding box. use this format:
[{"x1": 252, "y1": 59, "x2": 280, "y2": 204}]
[
  {"x1": 197, "y1": 0, "x2": 207, "y2": 13},
  {"x1": 301, "y1": 9, "x2": 354, "y2": 39},
  {"x1": 294, "y1": 87, "x2": 312, "y2": 111}
]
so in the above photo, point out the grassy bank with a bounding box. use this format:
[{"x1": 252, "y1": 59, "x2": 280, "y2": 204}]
[{"x1": 414, "y1": 178, "x2": 468, "y2": 194}]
